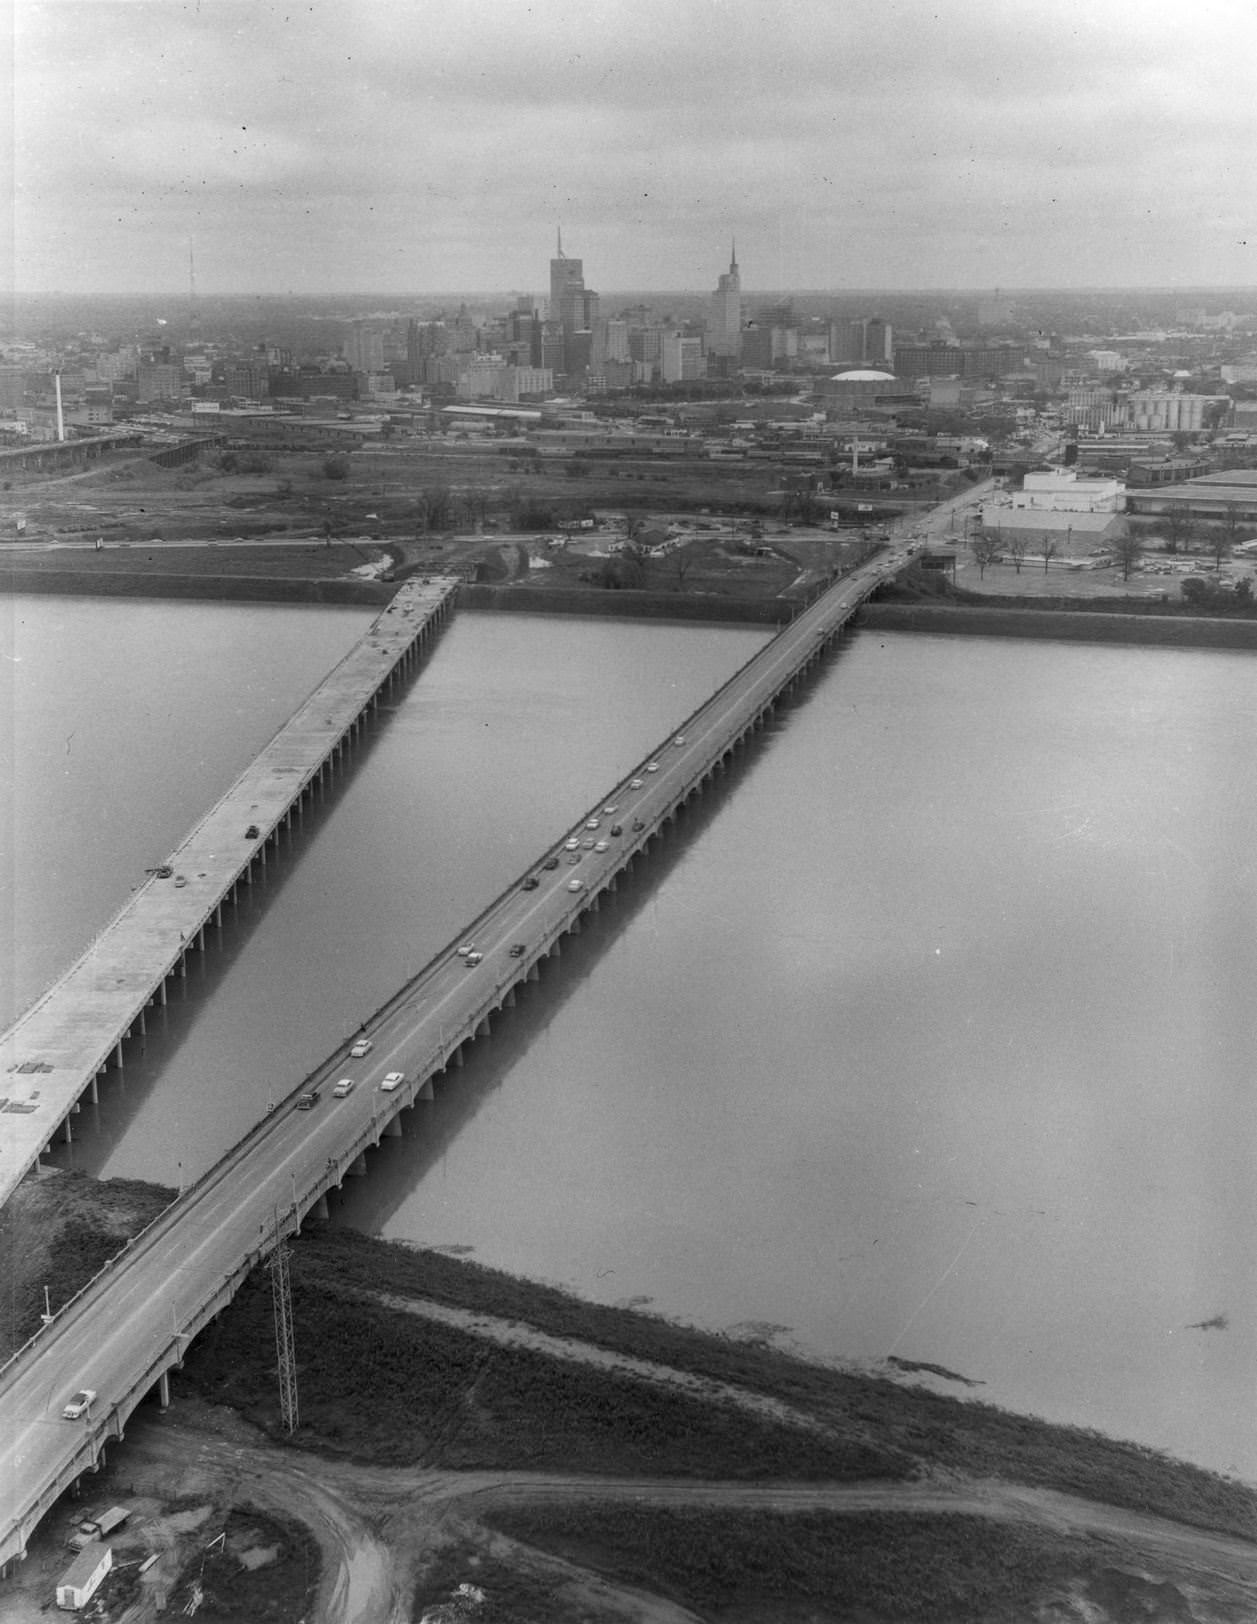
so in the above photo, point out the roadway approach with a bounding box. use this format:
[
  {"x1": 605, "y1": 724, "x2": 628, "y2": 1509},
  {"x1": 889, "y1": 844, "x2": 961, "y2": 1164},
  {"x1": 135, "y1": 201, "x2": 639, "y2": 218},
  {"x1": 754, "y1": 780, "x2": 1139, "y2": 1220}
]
[
  {"x1": 0, "y1": 577, "x2": 459, "y2": 1211},
  {"x1": 0, "y1": 537, "x2": 922, "y2": 1572}
]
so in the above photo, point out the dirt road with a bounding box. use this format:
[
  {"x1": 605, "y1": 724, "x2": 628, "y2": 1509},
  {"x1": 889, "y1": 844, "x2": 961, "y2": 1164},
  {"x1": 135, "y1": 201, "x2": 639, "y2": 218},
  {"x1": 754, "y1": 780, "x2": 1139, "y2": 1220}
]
[{"x1": 105, "y1": 1407, "x2": 1257, "y2": 1624}]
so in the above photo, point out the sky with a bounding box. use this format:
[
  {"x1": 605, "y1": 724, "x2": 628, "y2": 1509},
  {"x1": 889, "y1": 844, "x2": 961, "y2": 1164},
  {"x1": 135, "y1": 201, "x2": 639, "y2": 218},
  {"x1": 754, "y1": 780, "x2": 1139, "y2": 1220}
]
[{"x1": 7, "y1": 0, "x2": 1257, "y2": 297}]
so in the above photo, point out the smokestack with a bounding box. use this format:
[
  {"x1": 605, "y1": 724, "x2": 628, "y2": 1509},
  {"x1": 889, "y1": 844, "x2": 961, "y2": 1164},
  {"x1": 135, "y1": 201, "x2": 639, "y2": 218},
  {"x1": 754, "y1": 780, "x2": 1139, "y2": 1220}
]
[{"x1": 55, "y1": 372, "x2": 65, "y2": 442}]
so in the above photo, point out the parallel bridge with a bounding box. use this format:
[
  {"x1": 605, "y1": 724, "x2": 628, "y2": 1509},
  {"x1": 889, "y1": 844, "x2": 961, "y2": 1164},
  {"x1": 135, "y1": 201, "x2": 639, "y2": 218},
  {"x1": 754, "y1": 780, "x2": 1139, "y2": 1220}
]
[{"x1": 0, "y1": 544, "x2": 915, "y2": 1571}]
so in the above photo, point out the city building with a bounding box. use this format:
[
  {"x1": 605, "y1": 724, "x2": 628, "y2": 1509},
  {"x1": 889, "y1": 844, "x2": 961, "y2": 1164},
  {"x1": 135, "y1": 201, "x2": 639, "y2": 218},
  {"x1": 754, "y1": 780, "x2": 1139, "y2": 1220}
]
[{"x1": 707, "y1": 243, "x2": 742, "y2": 359}]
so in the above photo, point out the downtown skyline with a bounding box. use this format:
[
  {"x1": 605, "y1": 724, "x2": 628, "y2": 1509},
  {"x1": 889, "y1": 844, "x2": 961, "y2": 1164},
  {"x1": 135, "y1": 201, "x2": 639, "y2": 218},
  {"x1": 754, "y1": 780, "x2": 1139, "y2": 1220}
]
[{"x1": 8, "y1": 0, "x2": 1257, "y2": 299}]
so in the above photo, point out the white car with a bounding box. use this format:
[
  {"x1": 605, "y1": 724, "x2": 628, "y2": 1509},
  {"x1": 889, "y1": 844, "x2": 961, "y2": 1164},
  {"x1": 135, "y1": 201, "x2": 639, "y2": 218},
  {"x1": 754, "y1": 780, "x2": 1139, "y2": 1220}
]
[
  {"x1": 629, "y1": 777, "x2": 644, "y2": 789},
  {"x1": 333, "y1": 1077, "x2": 356, "y2": 1098},
  {"x1": 457, "y1": 942, "x2": 476, "y2": 956},
  {"x1": 381, "y1": 1071, "x2": 405, "y2": 1092},
  {"x1": 62, "y1": 1389, "x2": 96, "y2": 1420},
  {"x1": 585, "y1": 818, "x2": 600, "y2": 830},
  {"x1": 645, "y1": 762, "x2": 660, "y2": 773},
  {"x1": 603, "y1": 804, "x2": 618, "y2": 815},
  {"x1": 567, "y1": 878, "x2": 584, "y2": 892},
  {"x1": 594, "y1": 840, "x2": 609, "y2": 853},
  {"x1": 350, "y1": 1038, "x2": 373, "y2": 1058},
  {"x1": 564, "y1": 837, "x2": 580, "y2": 851},
  {"x1": 674, "y1": 735, "x2": 686, "y2": 746}
]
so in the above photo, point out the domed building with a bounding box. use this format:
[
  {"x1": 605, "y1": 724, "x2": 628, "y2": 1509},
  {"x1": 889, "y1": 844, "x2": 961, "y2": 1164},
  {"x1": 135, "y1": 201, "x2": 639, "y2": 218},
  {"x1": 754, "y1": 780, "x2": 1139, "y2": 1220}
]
[{"x1": 818, "y1": 367, "x2": 919, "y2": 415}]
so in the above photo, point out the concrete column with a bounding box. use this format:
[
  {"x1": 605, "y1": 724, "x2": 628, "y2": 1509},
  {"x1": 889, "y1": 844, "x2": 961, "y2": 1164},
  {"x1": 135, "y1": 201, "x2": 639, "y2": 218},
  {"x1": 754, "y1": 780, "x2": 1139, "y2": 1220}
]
[
  {"x1": 138, "y1": 1010, "x2": 146, "y2": 1035},
  {"x1": 503, "y1": 986, "x2": 516, "y2": 1008},
  {"x1": 115, "y1": 1038, "x2": 125, "y2": 1065},
  {"x1": 348, "y1": 1154, "x2": 367, "y2": 1176},
  {"x1": 178, "y1": 955, "x2": 187, "y2": 979},
  {"x1": 158, "y1": 1370, "x2": 170, "y2": 1410},
  {"x1": 476, "y1": 1015, "x2": 491, "y2": 1038},
  {"x1": 450, "y1": 1046, "x2": 464, "y2": 1068},
  {"x1": 89, "y1": 1074, "x2": 99, "y2": 1104},
  {"x1": 569, "y1": 916, "x2": 582, "y2": 935},
  {"x1": 385, "y1": 1117, "x2": 403, "y2": 1138},
  {"x1": 527, "y1": 963, "x2": 541, "y2": 982},
  {"x1": 63, "y1": 1115, "x2": 72, "y2": 1144},
  {"x1": 315, "y1": 1193, "x2": 330, "y2": 1220},
  {"x1": 418, "y1": 1079, "x2": 434, "y2": 1100},
  {"x1": 159, "y1": 978, "x2": 168, "y2": 1007}
]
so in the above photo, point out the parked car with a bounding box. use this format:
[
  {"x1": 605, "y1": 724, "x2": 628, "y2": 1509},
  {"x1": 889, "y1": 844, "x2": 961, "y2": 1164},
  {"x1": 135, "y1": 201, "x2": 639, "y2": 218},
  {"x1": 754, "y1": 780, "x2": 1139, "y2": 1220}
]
[
  {"x1": 381, "y1": 1072, "x2": 405, "y2": 1091},
  {"x1": 332, "y1": 1077, "x2": 356, "y2": 1098},
  {"x1": 350, "y1": 1038, "x2": 372, "y2": 1058},
  {"x1": 62, "y1": 1389, "x2": 96, "y2": 1421}
]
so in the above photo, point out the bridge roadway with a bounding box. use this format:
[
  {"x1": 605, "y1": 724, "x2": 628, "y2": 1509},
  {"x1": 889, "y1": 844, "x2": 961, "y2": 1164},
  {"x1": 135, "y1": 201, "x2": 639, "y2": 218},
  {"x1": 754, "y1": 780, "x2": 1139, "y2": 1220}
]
[
  {"x1": 0, "y1": 578, "x2": 459, "y2": 1210},
  {"x1": 0, "y1": 542, "x2": 917, "y2": 1570}
]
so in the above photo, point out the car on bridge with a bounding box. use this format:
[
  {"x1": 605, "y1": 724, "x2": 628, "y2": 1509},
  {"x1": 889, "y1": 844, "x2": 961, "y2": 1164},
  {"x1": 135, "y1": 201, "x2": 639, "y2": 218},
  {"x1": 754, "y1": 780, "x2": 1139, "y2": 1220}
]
[
  {"x1": 542, "y1": 856, "x2": 560, "y2": 870},
  {"x1": 381, "y1": 1072, "x2": 405, "y2": 1091},
  {"x1": 350, "y1": 1038, "x2": 373, "y2": 1058},
  {"x1": 509, "y1": 943, "x2": 527, "y2": 957},
  {"x1": 564, "y1": 838, "x2": 580, "y2": 851},
  {"x1": 594, "y1": 840, "x2": 609, "y2": 853},
  {"x1": 521, "y1": 875, "x2": 540, "y2": 890},
  {"x1": 646, "y1": 762, "x2": 660, "y2": 773},
  {"x1": 62, "y1": 1389, "x2": 96, "y2": 1421},
  {"x1": 295, "y1": 1090, "x2": 320, "y2": 1110},
  {"x1": 567, "y1": 878, "x2": 584, "y2": 892},
  {"x1": 610, "y1": 824, "x2": 622, "y2": 837},
  {"x1": 464, "y1": 950, "x2": 484, "y2": 966},
  {"x1": 585, "y1": 818, "x2": 600, "y2": 830},
  {"x1": 332, "y1": 1078, "x2": 356, "y2": 1098},
  {"x1": 629, "y1": 777, "x2": 644, "y2": 789},
  {"x1": 674, "y1": 735, "x2": 686, "y2": 746}
]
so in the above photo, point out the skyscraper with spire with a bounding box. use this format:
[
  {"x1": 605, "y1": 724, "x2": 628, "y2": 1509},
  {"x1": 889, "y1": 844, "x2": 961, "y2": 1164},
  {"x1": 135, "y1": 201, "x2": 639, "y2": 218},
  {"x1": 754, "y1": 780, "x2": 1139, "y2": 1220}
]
[
  {"x1": 708, "y1": 241, "x2": 742, "y2": 359},
  {"x1": 547, "y1": 228, "x2": 598, "y2": 376}
]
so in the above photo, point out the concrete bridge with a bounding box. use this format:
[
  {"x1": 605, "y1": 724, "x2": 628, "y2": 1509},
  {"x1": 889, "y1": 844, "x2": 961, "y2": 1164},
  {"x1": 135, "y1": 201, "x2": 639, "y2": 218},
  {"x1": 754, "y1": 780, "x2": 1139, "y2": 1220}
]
[
  {"x1": 0, "y1": 543, "x2": 917, "y2": 1571},
  {"x1": 0, "y1": 577, "x2": 459, "y2": 1210}
]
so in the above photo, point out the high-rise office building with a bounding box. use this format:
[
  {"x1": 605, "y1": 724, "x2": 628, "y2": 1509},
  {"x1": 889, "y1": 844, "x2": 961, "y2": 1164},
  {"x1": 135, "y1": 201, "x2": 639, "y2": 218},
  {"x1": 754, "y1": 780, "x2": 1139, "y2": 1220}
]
[
  {"x1": 708, "y1": 243, "x2": 742, "y2": 358},
  {"x1": 548, "y1": 229, "x2": 598, "y2": 375}
]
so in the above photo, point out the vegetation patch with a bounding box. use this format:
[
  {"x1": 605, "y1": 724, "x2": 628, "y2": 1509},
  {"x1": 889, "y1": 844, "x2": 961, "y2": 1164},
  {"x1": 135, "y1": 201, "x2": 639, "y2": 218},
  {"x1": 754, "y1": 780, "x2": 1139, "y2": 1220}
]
[
  {"x1": 482, "y1": 1504, "x2": 1106, "y2": 1623},
  {"x1": 0, "y1": 1170, "x2": 173, "y2": 1357},
  {"x1": 272, "y1": 1232, "x2": 1257, "y2": 1541},
  {"x1": 170, "y1": 1506, "x2": 318, "y2": 1624},
  {"x1": 179, "y1": 1264, "x2": 900, "y2": 1479}
]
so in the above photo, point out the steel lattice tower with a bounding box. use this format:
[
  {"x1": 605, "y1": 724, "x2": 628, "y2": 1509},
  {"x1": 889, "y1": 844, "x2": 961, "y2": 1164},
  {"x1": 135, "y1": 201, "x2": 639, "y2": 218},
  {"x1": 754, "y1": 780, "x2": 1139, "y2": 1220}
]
[{"x1": 268, "y1": 1227, "x2": 299, "y2": 1434}]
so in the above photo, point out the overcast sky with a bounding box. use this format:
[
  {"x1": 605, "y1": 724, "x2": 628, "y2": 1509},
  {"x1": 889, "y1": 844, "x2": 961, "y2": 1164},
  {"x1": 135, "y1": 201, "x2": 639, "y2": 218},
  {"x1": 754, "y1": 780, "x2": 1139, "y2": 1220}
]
[{"x1": 8, "y1": 0, "x2": 1257, "y2": 297}]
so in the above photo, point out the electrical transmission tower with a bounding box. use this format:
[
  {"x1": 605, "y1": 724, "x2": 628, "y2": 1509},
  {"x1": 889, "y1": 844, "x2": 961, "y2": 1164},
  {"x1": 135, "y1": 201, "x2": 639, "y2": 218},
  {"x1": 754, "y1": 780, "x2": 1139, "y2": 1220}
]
[{"x1": 268, "y1": 1217, "x2": 299, "y2": 1434}]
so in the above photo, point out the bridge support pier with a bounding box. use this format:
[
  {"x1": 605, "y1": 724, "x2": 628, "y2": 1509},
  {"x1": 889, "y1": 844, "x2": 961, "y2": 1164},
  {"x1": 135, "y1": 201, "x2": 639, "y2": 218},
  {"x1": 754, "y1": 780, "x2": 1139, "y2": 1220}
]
[
  {"x1": 315, "y1": 1193, "x2": 330, "y2": 1220},
  {"x1": 527, "y1": 963, "x2": 540, "y2": 982},
  {"x1": 418, "y1": 1078, "x2": 434, "y2": 1099},
  {"x1": 503, "y1": 986, "x2": 516, "y2": 1008},
  {"x1": 89, "y1": 1074, "x2": 99, "y2": 1105},
  {"x1": 158, "y1": 1370, "x2": 171, "y2": 1411},
  {"x1": 475, "y1": 1015, "x2": 491, "y2": 1038},
  {"x1": 449, "y1": 1047, "x2": 463, "y2": 1068},
  {"x1": 348, "y1": 1154, "x2": 367, "y2": 1176},
  {"x1": 385, "y1": 1116, "x2": 403, "y2": 1137}
]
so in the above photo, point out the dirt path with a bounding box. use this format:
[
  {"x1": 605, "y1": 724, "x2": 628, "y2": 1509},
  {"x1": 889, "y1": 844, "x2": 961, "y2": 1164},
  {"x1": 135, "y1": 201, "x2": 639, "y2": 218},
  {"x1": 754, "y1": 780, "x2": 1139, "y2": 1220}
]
[{"x1": 111, "y1": 1409, "x2": 1257, "y2": 1624}]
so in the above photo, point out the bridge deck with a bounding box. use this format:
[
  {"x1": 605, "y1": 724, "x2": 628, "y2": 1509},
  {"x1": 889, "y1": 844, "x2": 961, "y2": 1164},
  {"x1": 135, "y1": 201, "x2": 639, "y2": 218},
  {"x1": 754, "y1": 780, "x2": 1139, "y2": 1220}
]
[{"x1": 0, "y1": 577, "x2": 458, "y2": 1207}]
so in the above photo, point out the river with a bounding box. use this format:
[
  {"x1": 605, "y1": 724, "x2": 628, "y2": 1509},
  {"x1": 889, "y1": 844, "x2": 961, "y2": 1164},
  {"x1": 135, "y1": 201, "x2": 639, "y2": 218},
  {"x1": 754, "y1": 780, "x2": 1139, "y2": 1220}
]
[{"x1": 4, "y1": 593, "x2": 1254, "y2": 1480}]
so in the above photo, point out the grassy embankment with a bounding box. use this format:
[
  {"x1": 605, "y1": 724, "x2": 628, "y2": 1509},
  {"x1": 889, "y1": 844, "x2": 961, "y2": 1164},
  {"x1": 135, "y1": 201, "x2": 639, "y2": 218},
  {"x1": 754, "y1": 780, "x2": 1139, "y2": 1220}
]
[
  {"x1": 174, "y1": 1227, "x2": 1257, "y2": 1543},
  {"x1": 0, "y1": 1170, "x2": 174, "y2": 1360}
]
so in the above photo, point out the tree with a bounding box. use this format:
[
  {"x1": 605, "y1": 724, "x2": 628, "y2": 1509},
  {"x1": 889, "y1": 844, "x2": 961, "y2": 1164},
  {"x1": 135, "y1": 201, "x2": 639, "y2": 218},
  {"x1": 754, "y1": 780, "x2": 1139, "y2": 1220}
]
[
  {"x1": 1163, "y1": 505, "x2": 1194, "y2": 555},
  {"x1": 1037, "y1": 535, "x2": 1058, "y2": 573},
  {"x1": 970, "y1": 534, "x2": 1001, "y2": 579},
  {"x1": 1111, "y1": 529, "x2": 1144, "y2": 581},
  {"x1": 1005, "y1": 536, "x2": 1029, "y2": 574},
  {"x1": 321, "y1": 454, "x2": 349, "y2": 480},
  {"x1": 417, "y1": 484, "x2": 453, "y2": 532}
]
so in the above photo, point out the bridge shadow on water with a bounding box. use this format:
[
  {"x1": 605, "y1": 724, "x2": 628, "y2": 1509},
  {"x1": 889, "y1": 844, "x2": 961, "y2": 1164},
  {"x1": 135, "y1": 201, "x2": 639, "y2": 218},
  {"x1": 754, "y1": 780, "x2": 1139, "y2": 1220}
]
[{"x1": 324, "y1": 631, "x2": 853, "y2": 1238}]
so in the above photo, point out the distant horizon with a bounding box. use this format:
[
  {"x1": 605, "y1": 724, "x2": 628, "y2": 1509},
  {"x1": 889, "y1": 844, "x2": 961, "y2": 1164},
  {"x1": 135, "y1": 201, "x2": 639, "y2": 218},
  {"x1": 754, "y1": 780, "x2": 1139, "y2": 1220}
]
[{"x1": 12, "y1": 3, "x2": 1257, "y2": 298}]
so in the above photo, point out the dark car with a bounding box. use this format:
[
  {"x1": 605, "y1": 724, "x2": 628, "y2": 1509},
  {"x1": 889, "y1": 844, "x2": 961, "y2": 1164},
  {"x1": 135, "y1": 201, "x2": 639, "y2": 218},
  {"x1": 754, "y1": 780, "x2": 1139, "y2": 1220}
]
[
  {"x1": 295, "y1": 1090, "x2": 320, "y2": 1110},
  {"x1": 522, "y1": 876, "x2": 540, "y2": 890},
  {"x1": 609, "y1": 824, "x2": 622, "y2": 837},
  {"x1": 542, "y1": 856, "x2": 559, "y2": 870},
  {"x1": 509, "y1": 943, "x2": 527, "y2": 958},
  {"x1": 632, "y1": 818, "x2": 645, "y2": 832}
]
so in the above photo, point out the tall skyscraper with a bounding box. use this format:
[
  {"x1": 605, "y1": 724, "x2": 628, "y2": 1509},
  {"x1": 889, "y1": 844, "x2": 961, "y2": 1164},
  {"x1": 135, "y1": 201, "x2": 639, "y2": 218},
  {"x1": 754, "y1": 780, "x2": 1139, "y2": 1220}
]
[
  {"x1": 708, "y1": 242, "x2": 742, "y2": 358},
  {"x1": 548, "y1": 229, "x2": 597, "y2": 375}
]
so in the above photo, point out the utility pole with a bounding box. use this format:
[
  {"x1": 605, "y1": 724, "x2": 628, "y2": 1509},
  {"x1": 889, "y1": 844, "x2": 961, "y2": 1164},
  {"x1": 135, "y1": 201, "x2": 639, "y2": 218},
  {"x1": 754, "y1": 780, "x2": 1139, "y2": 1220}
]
[{"x1": 267, "y1": 1210, "x2": 299, "y2": 1434}]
